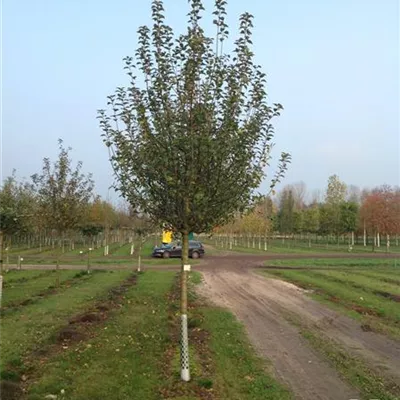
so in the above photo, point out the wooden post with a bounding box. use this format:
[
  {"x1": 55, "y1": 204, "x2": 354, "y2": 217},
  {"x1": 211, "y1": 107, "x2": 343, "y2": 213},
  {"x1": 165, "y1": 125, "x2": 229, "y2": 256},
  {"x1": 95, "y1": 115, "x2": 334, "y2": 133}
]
[
  {"x1": 87, "y1": 248, "x2": 92, "y2": 273},
  {"x1": 56, "y1": 257, "x2": 60, "y2": 288}
]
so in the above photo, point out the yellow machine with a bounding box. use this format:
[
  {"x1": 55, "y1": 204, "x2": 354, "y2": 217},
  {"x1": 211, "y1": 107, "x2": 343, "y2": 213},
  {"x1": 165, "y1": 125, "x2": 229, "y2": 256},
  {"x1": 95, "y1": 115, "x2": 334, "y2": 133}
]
[{"x1": 162, "y1": 230, "x2": 173, "y2": 245}]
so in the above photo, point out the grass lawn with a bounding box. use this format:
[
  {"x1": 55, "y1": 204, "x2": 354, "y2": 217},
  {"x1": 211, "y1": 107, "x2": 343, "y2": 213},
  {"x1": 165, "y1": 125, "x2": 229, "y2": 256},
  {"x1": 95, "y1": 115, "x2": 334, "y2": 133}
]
[
  {"x1": 2, "y1": 270, "x2": 52, "y2": 283},
  {"x1": 1, "y1": 270, "x2": 84, "y2": 308},
  {"x1": 265, "y1": 257, "x2": 400, "y2": 268},
  {"x1": 203, "y1": 237, "x2": 400, "y2": 255},
  {"x1": 1, "y1": 269, "x2": 290, "y2": 400},
  {"x1": 262, "y1": 258, "x2": 400, "y2": 339},
  {"x1": 3, "y1": 240, "x2": 195, "y2": 267},
  {"x1": 1, "y1": 270, "x2": 132, "y2": 372}
]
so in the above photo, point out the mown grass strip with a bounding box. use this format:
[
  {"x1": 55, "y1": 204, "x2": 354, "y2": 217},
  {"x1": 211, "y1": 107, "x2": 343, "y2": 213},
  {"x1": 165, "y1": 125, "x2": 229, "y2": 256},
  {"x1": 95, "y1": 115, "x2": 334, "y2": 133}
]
[
  {"x1": 314, "y1": 269, "x2": 400, "y2": 296},
  {"x1": 354, "y1": 270, "x2": 400, "y2": 285},
  {"x1": 25, "y1": 271, "x2": 174, "y2": 400},
  {"x1": 1, "y1": 270, "x2": 131, "y2": 371},
  {"x1": 285, "y1": 313, "x2": 400, "y2": 400},
  {"x1": 266, "y1": 258, "x2": 400, "y2": 269},
  {"x1": 264, "y1": 269, "x2": 400, "y2": 322},
  {"x1": 2, "y1": 270, "x2": 83, "y2": 308},
  {"x1": 2, "y1": 270, "x2": 52, "y2": 284}
]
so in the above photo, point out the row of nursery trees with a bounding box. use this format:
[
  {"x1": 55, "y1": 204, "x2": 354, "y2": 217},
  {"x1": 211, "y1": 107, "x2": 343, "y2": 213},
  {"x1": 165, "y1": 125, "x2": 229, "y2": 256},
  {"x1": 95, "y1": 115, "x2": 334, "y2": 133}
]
[
  {"x1": 215, "y1": 175, "x2": 400, "y2": 249},
  {"x1": 2, "y1": 144, "x2": 398, "y2": 252},
  {"x1": 0, "y1": 140, "x2": 153, "y2": 252}
]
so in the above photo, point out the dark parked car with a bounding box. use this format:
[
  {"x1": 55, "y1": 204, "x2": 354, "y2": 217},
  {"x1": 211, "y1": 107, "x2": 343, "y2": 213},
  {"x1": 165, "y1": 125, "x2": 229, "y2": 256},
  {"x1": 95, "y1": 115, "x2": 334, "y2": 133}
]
[{"x1": 152, "y1": 240, "x2": 205, "y2": 259}]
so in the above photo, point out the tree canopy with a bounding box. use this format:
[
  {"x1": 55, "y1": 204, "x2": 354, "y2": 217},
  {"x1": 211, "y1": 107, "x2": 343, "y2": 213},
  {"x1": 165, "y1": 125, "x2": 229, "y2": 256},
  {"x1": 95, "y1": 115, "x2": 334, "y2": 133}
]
[
  {"x1": 31, "y1": 139, "x2": 95, "y2": 235},
  {"x1": 98, "y1": 0, "x2": 290, "y2": 235}
]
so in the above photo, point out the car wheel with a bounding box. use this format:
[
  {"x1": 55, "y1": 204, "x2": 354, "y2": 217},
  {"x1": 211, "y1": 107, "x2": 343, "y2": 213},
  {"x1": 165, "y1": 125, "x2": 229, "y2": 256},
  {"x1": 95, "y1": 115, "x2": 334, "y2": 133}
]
[
  {"x1": 163, "y1": 251, "x2": 171, "y2": 259},
  {"x1": 191, "y1": 251, "x2": 200, "y2": 259}
]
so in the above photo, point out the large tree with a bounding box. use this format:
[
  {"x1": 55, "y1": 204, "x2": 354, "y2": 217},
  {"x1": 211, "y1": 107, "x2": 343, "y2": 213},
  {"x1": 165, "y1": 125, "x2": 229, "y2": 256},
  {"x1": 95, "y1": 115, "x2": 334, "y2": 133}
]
[
  {"x1": 303, "y1": 204, "x2": 320, "y2": 235},
  {"x1": 325, "y1": 174, "x2": 347, "y2": 239},
  {"x1": 360, "y1": 185, "x2": 400, "y2": 249},
  {"x1": 0, "y1": 173, "x2": 37, "y2": 234},
  {"x1": 98, "y1": 0, "x2": 289, "y2": 381},
  {"x1": 339, "y1": 201, "x2": 358, "y2": 244},
  {"x1": 277, "y1": 187, "x2": 295, "y2": 234},
  {"x1": 32, "y1": 140, "x2": 94, "y2": 248}
]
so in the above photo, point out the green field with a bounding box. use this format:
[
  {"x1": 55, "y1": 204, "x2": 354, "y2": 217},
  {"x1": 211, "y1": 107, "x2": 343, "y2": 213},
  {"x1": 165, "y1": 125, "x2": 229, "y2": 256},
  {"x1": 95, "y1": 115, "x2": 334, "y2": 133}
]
[
  {"x1": 0, "y1": 269, "x2": 290, "y2": 400},
  {"x1": 205, "y1": 236, "x2": 400, "y2": 254},
  {"x1": 2, "y1": 270, "x2": 85, "y2": 309},
  {"x1": 262, "y1": 258, "x2": 400, "y2": 338},
  {"x1": 2, "y1": 241, "x2": 187, "y2": 268}
]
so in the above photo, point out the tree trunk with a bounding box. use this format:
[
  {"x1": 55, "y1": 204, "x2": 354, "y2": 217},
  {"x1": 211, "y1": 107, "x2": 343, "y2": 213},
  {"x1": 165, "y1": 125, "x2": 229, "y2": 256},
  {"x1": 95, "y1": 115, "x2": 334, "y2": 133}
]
[
  {"x1": 56, "y1": 257, "x2": 60, "y2": 288},
  {"x1": 377, "y1": 232, "x2": 380, "y2": 248},
  {"x1": 351, "y1": 231, "x2": 354, "y2": 246},
  {"x1": 137, "y1": 240, "x2": 142, "y2": 272},
  {"x1": 87, "y1": 249, "x2": 91, "y2": 273},
  {"x1": 363, "y1": 222, "x2": 366, "y2": 247},
  {"x1": 0, "y1": 274, "x2": 3, "y2": 308},
  {"x1": 180, "y1": 231, "x2": 190, "y2": 382},
  {"x1": 386, "y1": 234, "x2": 390, "y2": 253}
]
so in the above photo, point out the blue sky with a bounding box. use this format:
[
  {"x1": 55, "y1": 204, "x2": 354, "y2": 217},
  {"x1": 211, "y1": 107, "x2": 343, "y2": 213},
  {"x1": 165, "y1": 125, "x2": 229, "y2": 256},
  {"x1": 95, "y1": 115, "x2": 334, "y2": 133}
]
[{"x1": 2, "y1": 0, "x2": 399, "y2": 200}]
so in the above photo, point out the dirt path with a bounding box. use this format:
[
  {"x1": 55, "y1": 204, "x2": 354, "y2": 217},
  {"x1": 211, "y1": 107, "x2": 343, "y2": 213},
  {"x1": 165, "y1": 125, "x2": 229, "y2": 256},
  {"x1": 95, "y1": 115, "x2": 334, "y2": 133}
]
[{"x1": 198, "y1": 257, "x2": 400, "y2": 400}]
